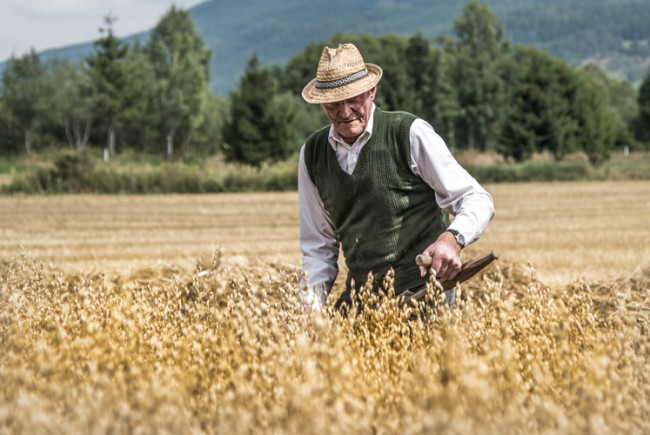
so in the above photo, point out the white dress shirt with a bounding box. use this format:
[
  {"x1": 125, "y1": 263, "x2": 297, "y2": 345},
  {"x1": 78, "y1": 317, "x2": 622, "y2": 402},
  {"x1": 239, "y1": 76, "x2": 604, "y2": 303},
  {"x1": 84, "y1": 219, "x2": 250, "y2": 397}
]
[{"x1": 298, "y1": 104, "x2": 495, "y2": 308}]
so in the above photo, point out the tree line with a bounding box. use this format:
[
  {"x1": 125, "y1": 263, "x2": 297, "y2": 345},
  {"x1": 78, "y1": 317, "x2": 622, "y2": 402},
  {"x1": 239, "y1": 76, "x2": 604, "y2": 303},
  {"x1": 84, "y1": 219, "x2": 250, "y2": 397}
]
[
  {"x1": 0, "y1": 7, "x2": 220, "y2": 161},
  {"x1": 1, "y1": 1, "x2": 649, "y2": 166}
]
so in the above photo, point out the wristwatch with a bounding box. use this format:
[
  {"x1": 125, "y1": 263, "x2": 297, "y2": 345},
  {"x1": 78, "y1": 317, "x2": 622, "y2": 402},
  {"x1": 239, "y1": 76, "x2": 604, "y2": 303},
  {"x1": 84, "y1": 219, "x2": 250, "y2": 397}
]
[{"x1": 447, "y1": 229, "x2": 466, "y2": 248}]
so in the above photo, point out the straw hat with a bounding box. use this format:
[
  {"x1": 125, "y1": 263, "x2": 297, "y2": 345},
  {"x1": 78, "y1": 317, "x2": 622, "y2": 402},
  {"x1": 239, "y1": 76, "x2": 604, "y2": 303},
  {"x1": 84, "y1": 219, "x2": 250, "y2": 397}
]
[{"x1": 302, "y1": 43, "x2": 382, "y2": 104}]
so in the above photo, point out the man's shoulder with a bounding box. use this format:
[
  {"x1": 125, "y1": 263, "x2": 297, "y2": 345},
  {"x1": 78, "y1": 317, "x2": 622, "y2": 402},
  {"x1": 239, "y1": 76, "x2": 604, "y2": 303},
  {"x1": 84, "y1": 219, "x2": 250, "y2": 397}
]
[
  {"x1": 306, "y1": 124, "x2": 331, "y2": 143},
  {"x1": 305, "y1": 126, "x2": 330, "y2": 150},
  {"x1": 303, "y1": 125, "x2": 332, "y2": 178},
  {"x1": 373, "y1": 109, "x2": 418, "y2": 139},
  {"x1": 379, "y1": 108, "x2": 417, "y2": 117},
  {"x1": 375, "y1": 108, "x2": 418, "y2": 127}
]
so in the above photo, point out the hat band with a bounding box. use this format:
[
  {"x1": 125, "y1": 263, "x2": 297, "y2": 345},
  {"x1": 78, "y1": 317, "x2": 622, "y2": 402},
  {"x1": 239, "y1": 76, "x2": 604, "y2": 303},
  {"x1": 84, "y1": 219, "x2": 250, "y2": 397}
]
[{"x1": 315, "y1": 68, "x2": 368, "y2": 90}]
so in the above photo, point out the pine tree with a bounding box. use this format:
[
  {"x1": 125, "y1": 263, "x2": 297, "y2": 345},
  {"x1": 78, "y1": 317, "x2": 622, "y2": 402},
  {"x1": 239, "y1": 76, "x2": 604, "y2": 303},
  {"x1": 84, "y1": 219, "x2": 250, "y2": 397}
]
[
  {"x1": 498, "y1": 47, "x2": 578, "y2": 161},
  {"x1": 498, "y1": 46, "x2": 617, "y2": 161},
  {"x1": 635, "y1": 69, "x2": 650, "y2": 145},
  {"x1": 86, "y1": 15, "x2": 128, "y2": 155},
  {"x1": 404, "y1": 33, "x2": 443, "y2": 125},
  {"x1": 223, "y1": 54, "x2": 294, "y2": 166}
]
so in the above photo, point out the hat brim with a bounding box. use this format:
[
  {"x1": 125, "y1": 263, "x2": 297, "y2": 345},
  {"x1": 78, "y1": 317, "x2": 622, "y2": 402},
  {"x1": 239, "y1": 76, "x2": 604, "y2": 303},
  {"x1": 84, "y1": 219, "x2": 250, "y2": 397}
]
[{"x1": 301, "y1": 63, "x2": 382, "y2": 104}]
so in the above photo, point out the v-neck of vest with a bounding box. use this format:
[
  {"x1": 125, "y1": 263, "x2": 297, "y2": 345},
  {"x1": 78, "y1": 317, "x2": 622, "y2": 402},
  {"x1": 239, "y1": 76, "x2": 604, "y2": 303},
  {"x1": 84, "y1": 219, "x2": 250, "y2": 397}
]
[
  {"x1": 330, "y1": 135, "x2": 375, "y2": 185},
  {"x1": 330, "y1": 115, "x2": 380, "y2": 184}
]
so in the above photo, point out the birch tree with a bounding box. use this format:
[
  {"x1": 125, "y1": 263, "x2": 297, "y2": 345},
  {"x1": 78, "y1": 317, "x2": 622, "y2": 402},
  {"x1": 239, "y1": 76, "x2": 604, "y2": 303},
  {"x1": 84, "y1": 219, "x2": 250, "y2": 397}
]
[{"x1": 147, "y1": 6, "x2": 211, "y2": 161}]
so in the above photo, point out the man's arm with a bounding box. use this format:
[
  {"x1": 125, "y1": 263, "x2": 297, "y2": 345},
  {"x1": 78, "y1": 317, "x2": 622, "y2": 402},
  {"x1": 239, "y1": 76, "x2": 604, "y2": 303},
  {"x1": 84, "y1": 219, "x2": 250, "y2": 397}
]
[
  {"x1": 298, "y1": 145, "x2": 340, "y2": 308},
  {"x1": 409, "y1": 119, "x2": 495, "y2": 280}
]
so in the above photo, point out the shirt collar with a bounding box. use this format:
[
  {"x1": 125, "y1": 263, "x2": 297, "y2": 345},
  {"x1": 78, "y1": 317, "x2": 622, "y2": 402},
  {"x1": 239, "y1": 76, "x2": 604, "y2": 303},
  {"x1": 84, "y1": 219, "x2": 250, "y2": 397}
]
[{"x1": 328, "y1": 103, "x2": 376, "y2": 151}]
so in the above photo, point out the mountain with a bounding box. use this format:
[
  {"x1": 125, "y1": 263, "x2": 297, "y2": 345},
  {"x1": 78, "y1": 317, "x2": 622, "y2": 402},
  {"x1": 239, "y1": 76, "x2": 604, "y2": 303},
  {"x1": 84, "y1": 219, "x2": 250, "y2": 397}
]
[{"x1": 7, "y1": 0, "x2": 650, "y2": 94}]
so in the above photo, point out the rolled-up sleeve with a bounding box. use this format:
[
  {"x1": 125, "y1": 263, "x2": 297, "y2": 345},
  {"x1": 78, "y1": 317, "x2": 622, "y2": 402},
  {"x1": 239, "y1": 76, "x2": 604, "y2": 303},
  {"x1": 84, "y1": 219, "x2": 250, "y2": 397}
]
[{"x1": 409, "y1": 119, "x2": 495, "y2": 246}]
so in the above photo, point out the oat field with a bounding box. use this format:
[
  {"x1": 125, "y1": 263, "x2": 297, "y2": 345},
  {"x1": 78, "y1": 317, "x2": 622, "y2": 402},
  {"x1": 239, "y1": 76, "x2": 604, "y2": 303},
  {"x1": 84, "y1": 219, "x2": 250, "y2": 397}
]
[{"x1": 1, "y1": 181, "x2": 649, "y2": 434}]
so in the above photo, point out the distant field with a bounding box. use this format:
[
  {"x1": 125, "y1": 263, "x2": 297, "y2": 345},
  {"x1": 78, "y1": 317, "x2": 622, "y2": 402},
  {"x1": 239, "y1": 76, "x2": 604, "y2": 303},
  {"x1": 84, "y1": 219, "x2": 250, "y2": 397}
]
[
  {"x1": 1, "y1": 181, "x2": 648, "y2": 286},
  {"x1": 0, "y1": 192, "x2": 300, "y2": 272},
  {"x1": 1, "y1": 181, "x2": 648, "y2": 434}
]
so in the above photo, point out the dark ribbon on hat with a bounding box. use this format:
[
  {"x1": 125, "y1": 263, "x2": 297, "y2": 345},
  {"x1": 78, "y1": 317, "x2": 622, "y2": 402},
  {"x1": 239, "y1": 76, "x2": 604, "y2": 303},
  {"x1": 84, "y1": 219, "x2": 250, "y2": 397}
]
[{"x1": 315, "y1": 68, "x2": 368, "y2": 89}]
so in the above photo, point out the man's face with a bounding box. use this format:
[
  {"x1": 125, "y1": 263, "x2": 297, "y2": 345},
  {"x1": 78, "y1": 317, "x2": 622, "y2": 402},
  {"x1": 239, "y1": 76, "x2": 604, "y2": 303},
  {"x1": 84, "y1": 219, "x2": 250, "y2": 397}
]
[{"x1": 321, "y1": 87, "x2": 376, "y2": 144}]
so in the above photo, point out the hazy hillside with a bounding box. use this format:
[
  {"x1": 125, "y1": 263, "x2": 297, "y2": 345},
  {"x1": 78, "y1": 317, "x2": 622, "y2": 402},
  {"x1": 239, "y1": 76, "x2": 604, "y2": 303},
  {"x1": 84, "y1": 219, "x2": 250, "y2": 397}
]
[{"x1": 8, "y1": 0, "x2": 650, "y2": 94}]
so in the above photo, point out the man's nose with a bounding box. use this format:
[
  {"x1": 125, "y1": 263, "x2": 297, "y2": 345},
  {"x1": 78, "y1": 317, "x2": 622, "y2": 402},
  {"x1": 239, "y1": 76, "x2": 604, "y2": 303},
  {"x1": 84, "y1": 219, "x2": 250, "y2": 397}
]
[{"x1": 339, "y1": 101, "x2": 353, "y2": 118}]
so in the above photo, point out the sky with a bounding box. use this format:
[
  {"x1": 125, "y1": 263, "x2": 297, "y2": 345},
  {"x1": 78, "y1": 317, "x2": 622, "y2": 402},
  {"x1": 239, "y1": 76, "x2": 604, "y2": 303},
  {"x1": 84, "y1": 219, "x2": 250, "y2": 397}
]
[{"x1": 0, "y1": 0, "x2": 205, "y2": 62}]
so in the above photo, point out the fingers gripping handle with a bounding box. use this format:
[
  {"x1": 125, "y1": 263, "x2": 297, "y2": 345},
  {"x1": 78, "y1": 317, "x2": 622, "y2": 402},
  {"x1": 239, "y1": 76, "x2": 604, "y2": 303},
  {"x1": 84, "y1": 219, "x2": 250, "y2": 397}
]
[{"x1": 416, "y1": 251, "x2": 500, "y2": 286}]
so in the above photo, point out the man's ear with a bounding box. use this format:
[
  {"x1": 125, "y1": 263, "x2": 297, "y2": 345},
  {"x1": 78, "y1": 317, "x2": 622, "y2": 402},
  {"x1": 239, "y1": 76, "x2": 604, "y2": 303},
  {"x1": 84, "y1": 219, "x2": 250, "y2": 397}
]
[{"x1": 369, "y1": 86, "x2": 377, "y2": 101}]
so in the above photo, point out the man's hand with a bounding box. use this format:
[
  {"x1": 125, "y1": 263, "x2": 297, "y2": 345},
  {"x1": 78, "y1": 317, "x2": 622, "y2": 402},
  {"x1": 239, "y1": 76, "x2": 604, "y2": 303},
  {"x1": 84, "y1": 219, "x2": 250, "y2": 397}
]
[
  {"x1": 301, "y1": 282, "x2": 326, "y2": 313},
  {"x1": 419, "y1": 231, "x2": 462, "y2": 280}
]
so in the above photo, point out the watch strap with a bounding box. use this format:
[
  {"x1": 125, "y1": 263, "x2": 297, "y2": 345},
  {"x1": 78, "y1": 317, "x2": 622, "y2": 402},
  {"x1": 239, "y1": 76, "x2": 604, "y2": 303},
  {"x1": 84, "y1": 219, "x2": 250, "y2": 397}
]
[{"x1": 447, "y1": 229, "x2": 466, "y2": 248}]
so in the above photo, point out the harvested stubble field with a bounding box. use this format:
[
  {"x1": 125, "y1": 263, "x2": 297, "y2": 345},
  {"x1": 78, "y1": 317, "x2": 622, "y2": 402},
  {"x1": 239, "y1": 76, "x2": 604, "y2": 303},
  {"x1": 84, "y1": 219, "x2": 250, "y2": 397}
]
[{"x1": 1, "y1": 181, "x2": 649, "y2": 434}]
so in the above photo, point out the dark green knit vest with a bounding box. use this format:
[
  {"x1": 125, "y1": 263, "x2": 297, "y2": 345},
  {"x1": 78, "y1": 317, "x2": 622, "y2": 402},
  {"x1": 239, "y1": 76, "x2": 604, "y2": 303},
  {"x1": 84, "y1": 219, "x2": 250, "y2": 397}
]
[{"x1": 304, "y1": 108, "x2": 449, "y2": 294}]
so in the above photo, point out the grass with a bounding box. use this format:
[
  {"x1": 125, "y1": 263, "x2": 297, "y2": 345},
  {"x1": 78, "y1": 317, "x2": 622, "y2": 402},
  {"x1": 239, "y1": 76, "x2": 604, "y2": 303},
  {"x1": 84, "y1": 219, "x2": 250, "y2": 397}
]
[
  {"x1": 0, "y1": 182, "x2": 649, "y2": 433},
  {"x1": 0, "y1": 149, "x2": 649, "y2": 194},
  {"x1": 0, "y1": 149, "x2": 300, "y2": 194},
  {"x1": 463, "y1": 151, "x2": 650, "y2": 183}
]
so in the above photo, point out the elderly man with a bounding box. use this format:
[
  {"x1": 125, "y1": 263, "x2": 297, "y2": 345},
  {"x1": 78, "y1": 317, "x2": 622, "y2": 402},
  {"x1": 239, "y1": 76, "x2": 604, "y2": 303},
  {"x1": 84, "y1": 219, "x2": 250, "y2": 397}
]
[{"x1": 298, "y1": 43, "x2": 494, "y2": 312}]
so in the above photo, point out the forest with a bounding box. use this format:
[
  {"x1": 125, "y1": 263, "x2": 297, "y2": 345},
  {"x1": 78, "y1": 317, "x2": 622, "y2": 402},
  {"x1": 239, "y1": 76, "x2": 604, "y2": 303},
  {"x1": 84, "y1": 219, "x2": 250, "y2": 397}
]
[{"x1": 1, "y1": 1, "x2": 649, "y2": 177}]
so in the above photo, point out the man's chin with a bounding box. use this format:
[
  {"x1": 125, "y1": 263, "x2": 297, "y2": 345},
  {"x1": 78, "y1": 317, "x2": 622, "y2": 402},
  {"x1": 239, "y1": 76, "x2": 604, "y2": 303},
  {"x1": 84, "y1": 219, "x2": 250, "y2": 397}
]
[{"x1": 337, "y1": 125, "x2": 362, "y2": 138}]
